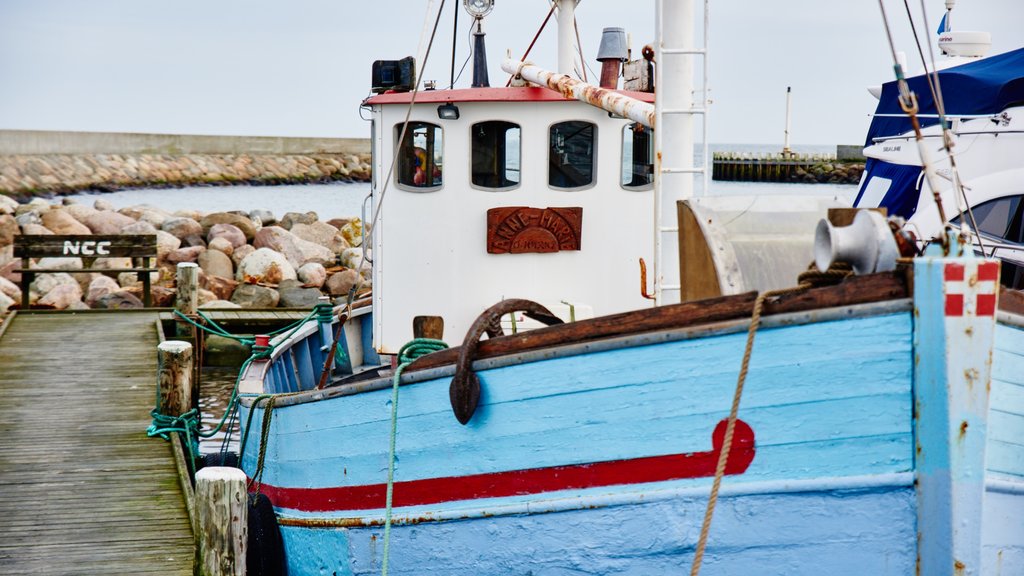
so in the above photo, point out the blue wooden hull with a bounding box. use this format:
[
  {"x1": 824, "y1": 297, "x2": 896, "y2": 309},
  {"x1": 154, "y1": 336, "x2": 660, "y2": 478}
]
[{"x1": 236, "y1": 290, "x2": 1024, "y2": 575}]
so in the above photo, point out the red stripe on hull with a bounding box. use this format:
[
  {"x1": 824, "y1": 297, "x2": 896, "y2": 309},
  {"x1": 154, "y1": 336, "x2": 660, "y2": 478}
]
[{"x1": 253, "y1": 419, "x2": 756, "y2": 513}]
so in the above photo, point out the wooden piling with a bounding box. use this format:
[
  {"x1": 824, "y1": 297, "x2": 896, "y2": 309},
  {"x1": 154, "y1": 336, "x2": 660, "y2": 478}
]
[
  {"x1": 157, "y1": 340, "x2": 193, "y2": 417},
  {"x1": 195, "y1": 467, "x2": 248, "y2": 576},
  {"x1": 176, "y1": 262, "x2": 199, "y2": 329}
]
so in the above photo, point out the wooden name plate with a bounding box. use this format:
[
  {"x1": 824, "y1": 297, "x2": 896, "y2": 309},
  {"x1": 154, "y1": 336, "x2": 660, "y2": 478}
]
[{"x1": 486, "y1": 207, "x2": 583, "y2": 254}]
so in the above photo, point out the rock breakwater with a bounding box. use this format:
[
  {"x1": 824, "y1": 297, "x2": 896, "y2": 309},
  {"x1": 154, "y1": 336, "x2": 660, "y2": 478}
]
[
  {"x1": 0, "y1": 194, "x2": 370, "y2": 318},
  {"x1": 0, "y1": 152, "x2": 372, "y2": 200}
]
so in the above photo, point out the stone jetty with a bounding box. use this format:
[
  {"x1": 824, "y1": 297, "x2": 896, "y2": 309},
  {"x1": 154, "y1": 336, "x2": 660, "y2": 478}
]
[
  {"x1": 0, "y1": 194, "x2": 370, "y2": 318},
  {"x1": 0, "y1": 130, "x2": 372, "y2": 199}
]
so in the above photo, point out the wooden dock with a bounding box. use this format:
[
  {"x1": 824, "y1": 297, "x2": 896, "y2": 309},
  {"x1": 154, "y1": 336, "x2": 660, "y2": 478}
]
[{"x1": 0, "y1": 310, "x2": 193, "y2": 575}]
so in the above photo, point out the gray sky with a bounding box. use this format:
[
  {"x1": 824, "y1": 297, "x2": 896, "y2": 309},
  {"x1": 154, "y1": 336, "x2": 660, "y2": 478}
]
[{"x1": 0, "y1": 0, "x2": 1019, "y2": 146}]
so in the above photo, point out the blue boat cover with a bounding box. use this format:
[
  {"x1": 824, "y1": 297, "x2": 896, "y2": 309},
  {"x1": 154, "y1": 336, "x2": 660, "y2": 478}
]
[
  {"x1": 865, "y1": 47, "x2": 1024, "y2": 146},
  {"x1": 853, "y1": 158, "x2": 923, "y2": 218}
]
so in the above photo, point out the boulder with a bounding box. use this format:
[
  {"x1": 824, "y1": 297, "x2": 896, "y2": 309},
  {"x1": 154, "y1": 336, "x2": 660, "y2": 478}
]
[
  {"x1": 82, "y1": 211, "x2": 136, "y2": 235},
  {"x1": 16, "y1": 212, "x2": 42, "y2": 229},
  {"x1": 249, "y1": 209, "x2": 276, "y2": 227},
  {"x1": 296, "y1": 262, "x2": 327, "y2": 288},
  {"x1": 93, "y1": 257, "x2": 132, "y2": 271},
  {"x1": 93, "y1": 290, "x2": 144, "y2": 309},
  {"x1": 236, "y1": 248, "x2": 296, "y2": 285},
  {"x1": 339, "y1": 219, "x2": 364, "y2": 248},
  {"x1": 290, "y1": 222, "x2": 349, "y2": 254},
  {"x1": 1, "y1": 258, "x2": 21, "y2": 283},
  {"x1": 198, "y1": 288, "x2": 219, "y2": 306},
  {"x1": 200, "y1": 212, "x2": 257, "y2": 241},
  {"x1": 0, "y1": 195, "x2": 18, "y2": 215},
  {"x1": 0, "y1": 215, "x2": 18, "y2": 247},
  {"x1": 230, "y1": 283, "x2": 280, "y2": 308},
  {"x1": 155, "y1": 230, "x2": 182, "y2": 259},
  {"x1": 204, "y1": 334, "x2": 252, "y2": 367},
  {"x1": 161, "y1": 217, "x2": 203, "y2": 240},
  {"x1": 277, "y1": 279, "x2": 325, "y2": 309},
  {"x1": 207, "y1": 237, "x2": 234, "y2": 256},
  {"x1": 253, "y1": 226, "x2": 334, "y2": 269},
  {"x1": 166, "y1": 246, "x2": 206, "y2": 265},
  {"x1": 326, "y1": 217, "x2": 355, "y2": 230},
  {"x1": 0, "y1": 291, "x2": 14, "y2": 315},
  {"x1": 198, "y1": 248, "x2": 233, "y2": 279},
  {"x1": 85, "y1": 275, "x2": 121, "y2": 307},
  {"x1": 20, "y1": 223, "x2": 53, "y2": 236},
  {"x1": 340, "y1": 247, "x2": 371, "y2": 274},
  {"x1": 37, "y1": 283, "x2": 83, "y2": 310},
  {"x1": 137, "y1": 208, "x2": 170, "y2": 229},
  {"x1": 181, "y1": 234, "x2": 207, "y2": 248},
  {"x1": 173, "y1": 209, "x2": 204, "y2": 221},
  {"x1": 29, "y1": 272, "x2": 79, "y2": 302},
  {"x1": 0, "y1": 275, "x2": 21, "y2": 302},
  {"x1": 231, "y1": 244, "x2": 255, "y2": 266},
  {"x1": 325, "y1": 269, "x2": 360, "y2": 297},
  {"x1": 280, "y1": 211, "x2": 318, "y2": 230},
  {"x1": 40, "y1": 209, "x2": 91, "y2": 235},
  {"x1": 122, "y1": 285, "x2": 175, "y2": 307},
  {"x1": 120, "y1": 220, "x2": 158, "y2": 235},
  {"x1": 199, "y1": 300, "x2": 242, "y2": 310},
  {"x1": 64, "y1": 203, "x2": 99, "y2": 223},
  {"x1": 35, "y1": 257, "x2": 83, "y2": 272},
  {"x1": 93, "y1": 198, "x2": 115, "y2": 211},
  {"x1": 207, "y1": 223, "x2": 247, "y2": 249},
  {"x1": 200, "y1": 273, "x2": 239, "y2": 301}
]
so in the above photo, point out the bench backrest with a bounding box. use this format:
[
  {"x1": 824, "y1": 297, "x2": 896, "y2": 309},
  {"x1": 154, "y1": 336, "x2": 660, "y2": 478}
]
[{"x1": 14, "y1": 235, "x2": 157, "y2": 259}]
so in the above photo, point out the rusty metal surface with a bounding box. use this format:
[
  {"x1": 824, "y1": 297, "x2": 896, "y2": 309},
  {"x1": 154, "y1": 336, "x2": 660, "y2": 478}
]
[
  {"x1": 501, "y1": 59, "x2": 656, "y2": 128},
  {"x1": 486, "y1": 206, "x2": 583, "y2": 254},
  {"x1": 450, "y1": 298, "x2": 563, "y2": 424}
]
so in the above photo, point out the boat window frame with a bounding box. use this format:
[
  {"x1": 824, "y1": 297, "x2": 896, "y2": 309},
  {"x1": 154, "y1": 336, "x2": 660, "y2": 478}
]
[
  {"x1": 620, "y1": 122, "x2": 655, "y2": 191},
  {"x1": 394, "y1": 121, "x2": 444, "y2": 193},
  {"x1": 547, "y1": 119, "x2": 598, "y2": 192},
  {"x1": 469, "y1": 119, "x2": 522, "y2": 192}
]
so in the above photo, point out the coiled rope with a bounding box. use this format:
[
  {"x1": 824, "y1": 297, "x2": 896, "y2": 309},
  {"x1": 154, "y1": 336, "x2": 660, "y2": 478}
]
[{"x1": 381, "y1": 338, "x2": 449, "y2": 576}]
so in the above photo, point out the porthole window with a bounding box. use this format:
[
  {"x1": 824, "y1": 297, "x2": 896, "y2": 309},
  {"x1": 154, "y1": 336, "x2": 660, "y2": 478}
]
[
  {"x1": 549, "y1": 121, "x2": 596, "y2": 189},
  {"x1": 396, "y1": 122, "x2": 443, "y2": 190},
  {"x1": 472, "y1": 121, "x2": 521, "y2": 190},
  {"x1": 622, "y1": 123, "x2": 654, "y2": 189}
]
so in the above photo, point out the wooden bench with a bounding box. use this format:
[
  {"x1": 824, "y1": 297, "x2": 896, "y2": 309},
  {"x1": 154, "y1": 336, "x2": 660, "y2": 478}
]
[{"x1": 14, "y1": 235, "x2": 159, "y2": 308}]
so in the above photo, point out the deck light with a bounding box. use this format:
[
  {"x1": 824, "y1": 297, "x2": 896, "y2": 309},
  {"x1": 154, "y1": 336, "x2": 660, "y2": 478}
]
[
  {"x1": 437, "y1": 103, "x2": 460, "y2": 120},
  {"x1": 463, "y1": 0, "x2": 493, "y2": 19}
]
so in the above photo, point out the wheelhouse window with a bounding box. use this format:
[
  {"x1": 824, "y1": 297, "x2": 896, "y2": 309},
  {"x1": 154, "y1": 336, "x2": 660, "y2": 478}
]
[
  {"x1": 472, "y1": 121, "x2": 521, "y2": 190},
  {"x1": 549, "y1": 121, "x2": 595, "y2": 189},
  {"x1": 396, "y1": 122, "x2": 443, "y2": 190},
  {"x1": 621, "y1": 123, "x2": 654, "y2": 189}
]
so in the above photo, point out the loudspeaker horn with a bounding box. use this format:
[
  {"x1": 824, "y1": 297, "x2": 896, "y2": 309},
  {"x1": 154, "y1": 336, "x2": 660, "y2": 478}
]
[{"x1": 814, "y1": 210, "x2": 899, "y2": 275}]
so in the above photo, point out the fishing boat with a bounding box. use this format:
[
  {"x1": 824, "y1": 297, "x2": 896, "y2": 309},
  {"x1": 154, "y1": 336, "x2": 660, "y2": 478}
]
[
  {"x1": 855, "y1": 0, "x2": 1024, "y2": 289},
  {"x1": 231, "y1": 1, "x2": 1024, "y2": 574}
]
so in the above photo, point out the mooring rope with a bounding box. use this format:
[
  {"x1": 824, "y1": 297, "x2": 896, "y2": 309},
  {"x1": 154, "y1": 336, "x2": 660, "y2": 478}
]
[
  {"x1": 381, "y1": 338, "x2": 449, "y2": 576},
  {"x1": 689, "y1": 279, "x2": 827, "y2": 575}
]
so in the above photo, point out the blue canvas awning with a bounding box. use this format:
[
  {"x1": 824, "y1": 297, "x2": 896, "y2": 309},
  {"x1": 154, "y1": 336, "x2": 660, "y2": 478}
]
[
  {"x1": 853, "y1": 158, "x2": 924, "y2": 219},
  {"x1": 865, "y1": 47, "x2": 1024, "y2": 146}
]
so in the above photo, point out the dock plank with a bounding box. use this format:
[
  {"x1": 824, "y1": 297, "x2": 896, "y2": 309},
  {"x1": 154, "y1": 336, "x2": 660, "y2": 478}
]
[{"x1": 0, "y1": 312, "x2": 193, "y2": 575}]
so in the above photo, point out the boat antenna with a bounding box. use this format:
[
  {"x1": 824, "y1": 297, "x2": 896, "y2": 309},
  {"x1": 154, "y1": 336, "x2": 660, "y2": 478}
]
[
  {"x1": 450, "y1": 0, "x2": 458, "y2": 88},
  {"x1": 876, "y1": 0, "x2": 950, "y2": 253}
]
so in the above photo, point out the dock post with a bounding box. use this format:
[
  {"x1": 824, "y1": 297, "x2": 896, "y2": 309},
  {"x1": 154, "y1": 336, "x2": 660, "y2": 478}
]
[
  {"x1": 175, "y1": 262, "x2": 199, "y2": 337},
  {"x1": 157, "y1": 341, "x2": 193, "y2": 417},
  {"x1": 195, "y1": 467, "x2": 248, "y2": 576},
  {"x1": 175, "y1": 262, "x2": 201, "y2": 410}
]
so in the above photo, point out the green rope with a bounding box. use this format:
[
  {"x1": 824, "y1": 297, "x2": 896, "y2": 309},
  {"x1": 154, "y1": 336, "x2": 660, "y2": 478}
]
[{"x1": 381, "y1": 338, "x2": 448, "y2": 576}]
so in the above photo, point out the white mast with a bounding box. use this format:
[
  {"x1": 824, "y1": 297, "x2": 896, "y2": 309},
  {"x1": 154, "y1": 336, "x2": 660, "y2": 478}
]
[{"x1": 556, "y1": 0, "x2": 580, "y2": 76}]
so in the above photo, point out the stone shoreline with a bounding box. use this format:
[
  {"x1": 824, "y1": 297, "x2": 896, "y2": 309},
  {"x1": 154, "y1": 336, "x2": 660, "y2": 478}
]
[
  {"x1": 0, "y1": 193, "x2": 370, "y2": 319},
  {"x1": 0, "y1": 152, "x2": 372, "y2": 201}
]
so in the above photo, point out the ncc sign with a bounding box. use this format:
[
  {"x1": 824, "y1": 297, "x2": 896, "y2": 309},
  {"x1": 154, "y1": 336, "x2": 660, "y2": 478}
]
[
  {"x1": 63, "y1": 240, "x2": 113, "y2": 256},
  {"x1": 13, "y1": 235, "x2": 157, "y2": 259}
]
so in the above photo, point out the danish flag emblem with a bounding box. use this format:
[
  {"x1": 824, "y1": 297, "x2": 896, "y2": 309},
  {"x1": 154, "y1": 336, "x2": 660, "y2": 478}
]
[{"x1": 944, "y1": 261, "x2": 1000, "y2": 317}]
